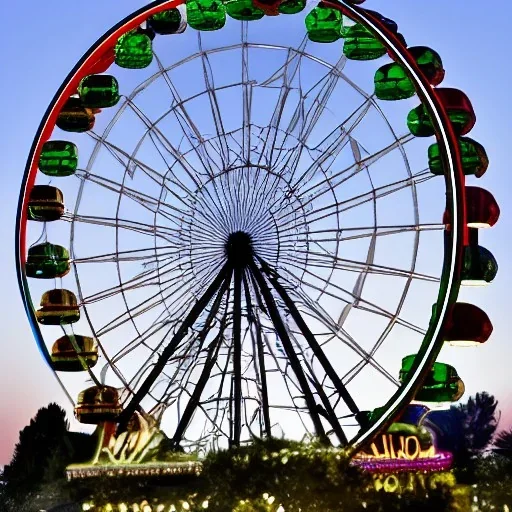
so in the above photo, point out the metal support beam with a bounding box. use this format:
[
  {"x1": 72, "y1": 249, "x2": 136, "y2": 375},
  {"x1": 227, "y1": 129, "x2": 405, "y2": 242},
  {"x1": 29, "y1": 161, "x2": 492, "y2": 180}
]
[
  {"x1": 243, "y1": 272, "x2": 272, "y2": 438},
  {"x1": 231, "y1": 264, "x2": 243, "y2": 447},
  {"x1": 257, "y1": 256, "x2": 360, "y2": 416},
  {"x1": 117, "y1": 262, "x2": 232, "y2": 433},
  {"x1": 248, "y1": 260, "x2": 329, "y2": 444}
]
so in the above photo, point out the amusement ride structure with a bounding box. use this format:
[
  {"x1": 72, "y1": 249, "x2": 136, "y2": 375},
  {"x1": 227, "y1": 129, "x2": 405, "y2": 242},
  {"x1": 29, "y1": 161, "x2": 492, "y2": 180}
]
[{"x1": 16, "y1": 0, "x2": 499, "y2": 504}]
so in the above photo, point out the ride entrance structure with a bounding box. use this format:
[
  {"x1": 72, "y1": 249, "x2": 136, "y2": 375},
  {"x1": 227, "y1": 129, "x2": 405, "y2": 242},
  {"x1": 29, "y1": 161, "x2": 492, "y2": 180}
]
[{"x1": 17, "y1": 0, "x2": 498, "y2": 509}]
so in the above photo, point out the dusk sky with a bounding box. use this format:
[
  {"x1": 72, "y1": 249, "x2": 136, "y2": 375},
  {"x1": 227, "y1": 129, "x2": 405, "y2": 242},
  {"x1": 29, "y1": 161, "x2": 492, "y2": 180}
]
[{"x1": 1, "y1": 0, "x2": 511, "y2": 466}]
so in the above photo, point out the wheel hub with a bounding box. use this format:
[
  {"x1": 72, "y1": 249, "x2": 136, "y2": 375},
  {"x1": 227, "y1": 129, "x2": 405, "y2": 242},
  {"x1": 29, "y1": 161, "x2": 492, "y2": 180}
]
[{"x1": 225, "y1": 230, "x2": 254, "y2": 267}]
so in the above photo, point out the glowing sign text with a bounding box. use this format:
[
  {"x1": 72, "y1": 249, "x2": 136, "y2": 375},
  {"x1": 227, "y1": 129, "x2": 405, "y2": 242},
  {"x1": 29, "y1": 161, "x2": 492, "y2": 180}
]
[
  {"x1": 362, "y1": 434, "x2": 436, "y2": 460},
  {"x1": 371, "y1": 471, "x2": 456, "y2": 493}
]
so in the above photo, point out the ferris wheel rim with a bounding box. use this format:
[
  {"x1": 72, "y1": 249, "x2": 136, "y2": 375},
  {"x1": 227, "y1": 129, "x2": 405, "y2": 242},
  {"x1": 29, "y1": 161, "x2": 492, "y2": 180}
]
[{"x1": 16, "y1": 0, "x2": 467, "y2": 455}]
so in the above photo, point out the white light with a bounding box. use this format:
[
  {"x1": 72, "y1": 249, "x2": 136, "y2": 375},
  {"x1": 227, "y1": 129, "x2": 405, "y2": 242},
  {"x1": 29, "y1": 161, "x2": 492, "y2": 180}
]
[
  {"x1": 461, "y1": 279, "x2": 489, "y2": 287},
  {"x1": 411, "y1": 400, "x2": 452, "y2": 411},
  {"x1": 201, "y1": 501, "x2": 209, "y2": 509},
  {"x1": 447, "y1": 339, "x2": 480, "y2": 348},
  {"x1": 467, "y1": 222, "x2": 491, "y2": 229}
]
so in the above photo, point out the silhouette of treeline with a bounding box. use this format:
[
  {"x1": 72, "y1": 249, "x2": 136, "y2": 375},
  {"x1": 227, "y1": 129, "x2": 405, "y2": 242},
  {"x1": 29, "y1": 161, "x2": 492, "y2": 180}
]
[{"x1": 0, "y1": 403, "x2": 95, "y2": 511}]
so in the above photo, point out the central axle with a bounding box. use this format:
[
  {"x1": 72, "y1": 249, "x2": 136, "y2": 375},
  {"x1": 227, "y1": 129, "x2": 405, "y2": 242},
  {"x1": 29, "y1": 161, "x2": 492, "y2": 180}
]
[{"x1": 225, "y1": 231, "x2": 254, "y2": 267}]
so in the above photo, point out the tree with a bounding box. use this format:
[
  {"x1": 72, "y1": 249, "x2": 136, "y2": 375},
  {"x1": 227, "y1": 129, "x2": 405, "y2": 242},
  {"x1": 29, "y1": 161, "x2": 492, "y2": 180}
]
[
  {"x1": 1, "y1": 403, "x2": 96, "y2": 511},
  {"x1": 425, "y1": 392, "x2": 499, "y2": 482},
  {"x1": 2, "y1": 403, "x2": 70, "y2": 491},
  {"x1": 463, "y1": 392, "x2": 500, "y2": 454},
  {"x1": 493, "y1": 427, "x2": 512, "y2": 459}
]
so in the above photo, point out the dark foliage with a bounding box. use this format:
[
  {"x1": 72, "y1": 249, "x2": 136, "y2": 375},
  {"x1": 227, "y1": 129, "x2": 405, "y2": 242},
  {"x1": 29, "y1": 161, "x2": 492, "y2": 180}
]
[
  {"x1": 493, "y1": 426, "x2": 512, "y2": 458},
  {"x1": 2, "y1": 403, "x2": 70, "y2": 490},
  {"x1": 463, "y1": 392, "x2": 499, "y2": 452},
  {"x1": 0, "y1": 403, "x2": 95, "y2": 512},
  {"x1": 425, "y1": 392, "x2": 499, "y2": 482}
]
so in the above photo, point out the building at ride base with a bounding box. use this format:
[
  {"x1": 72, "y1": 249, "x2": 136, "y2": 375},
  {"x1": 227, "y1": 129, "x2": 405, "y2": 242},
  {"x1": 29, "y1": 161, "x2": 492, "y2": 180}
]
[{"x1": 66, "y1": 409, "x2": 202, "y2": 481}]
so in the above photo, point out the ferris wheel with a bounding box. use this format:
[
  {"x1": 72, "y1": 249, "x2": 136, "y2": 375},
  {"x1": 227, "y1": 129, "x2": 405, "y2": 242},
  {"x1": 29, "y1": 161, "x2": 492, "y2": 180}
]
[{"x1": 17, "y1": 0, "x2": 499, "y2": 458}]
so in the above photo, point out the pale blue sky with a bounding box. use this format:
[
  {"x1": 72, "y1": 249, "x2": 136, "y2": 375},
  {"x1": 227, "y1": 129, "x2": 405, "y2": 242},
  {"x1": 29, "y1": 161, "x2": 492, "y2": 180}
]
[{"x1": 0, "y1": 1, "x2": 510, "y2": 464}]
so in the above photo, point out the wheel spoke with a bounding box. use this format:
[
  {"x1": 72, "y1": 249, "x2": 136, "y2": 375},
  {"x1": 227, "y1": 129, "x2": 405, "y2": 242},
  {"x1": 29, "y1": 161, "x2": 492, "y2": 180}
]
[
  {"x1": 64, "y1": 213, "x2": 184, "y2": 244},
  {"x1": 151, "y1": 52, "x2": 219, "y2": 177},
  {"x1": 241, "y1": 22, "x2": 252, "y2": 165},
  {"x1": 281, "y1": 249, "x2": 440, "y2": 283},
  {"x1": 94, "y1": 260, "x2": 223, "y2": 338},
  {"x1": 123, "y1": 98, "x2": 236, "y2": 230},
  {"x1": 257, "y1": 36, "x2": 308, "y2": 167},
  {"x1": 74, "y1": 168, "x2": 185, "y2": 228},
  {"x1": 282, "y1": 263, "x2": 425, "y2": 334},
  {"x1": 275, "y1": 168, "x2": 432, "y2": 233},
  {"x1": 87, "y1": 130, "x2": 200, "y2": 212},
  {"x1": 198, "y1": 33, "x2": 230, "y2": 167},
  {"x1": 287, "y1": 95, "x2": 372, "y2": 191}
]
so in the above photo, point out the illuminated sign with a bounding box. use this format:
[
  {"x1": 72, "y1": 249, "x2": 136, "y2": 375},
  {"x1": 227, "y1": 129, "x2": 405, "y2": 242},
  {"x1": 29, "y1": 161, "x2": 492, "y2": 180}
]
[
  {"x1": 351, "y1": 411, "x2": 454, "y2": 474},
  {"x1": 364, "y1": 434, "x2": 436, "y2": 460},
  {"x1": 66, "y1": 412, "x2": 202, "y2": 480},
  {"x1": 370, "y1": 471, "x2": 456, "y2": 494}
]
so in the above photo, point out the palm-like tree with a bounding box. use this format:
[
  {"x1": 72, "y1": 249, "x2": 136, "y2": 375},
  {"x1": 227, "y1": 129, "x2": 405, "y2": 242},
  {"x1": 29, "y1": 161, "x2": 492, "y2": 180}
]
[
  {"x1": 427, "y1": 392, "x2": 499, "y2": 455},
  {"x1": 463, "y1": 392, "x2": 500, "y2": 454},
  {"x1": 493, "y1": 427, "x2": 512, "y2": 458},
  {"x1": 425, "y1": 392, "x2": 499, "y2": 482}
]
